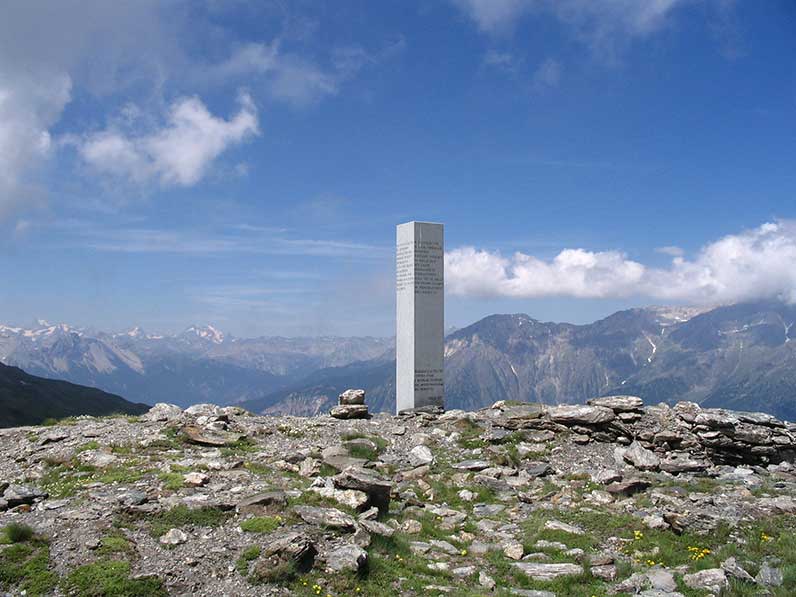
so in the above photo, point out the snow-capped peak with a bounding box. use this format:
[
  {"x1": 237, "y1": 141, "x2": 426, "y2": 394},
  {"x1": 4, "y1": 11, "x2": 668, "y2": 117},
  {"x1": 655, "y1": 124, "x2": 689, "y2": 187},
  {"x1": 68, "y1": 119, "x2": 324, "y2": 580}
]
[
  {"x1": 125, "y1": 326, "x2": 145, "y2": 338},
  {"x1": 182, "y1": 324, "x2": 225, "y2": 344}
]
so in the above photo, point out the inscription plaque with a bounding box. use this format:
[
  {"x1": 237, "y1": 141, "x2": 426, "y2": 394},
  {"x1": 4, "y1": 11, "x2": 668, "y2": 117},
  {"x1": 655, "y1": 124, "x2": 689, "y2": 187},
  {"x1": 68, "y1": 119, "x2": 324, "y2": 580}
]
[{"x1": 396, "y1": 221, "x2": 444, "y2": 413}]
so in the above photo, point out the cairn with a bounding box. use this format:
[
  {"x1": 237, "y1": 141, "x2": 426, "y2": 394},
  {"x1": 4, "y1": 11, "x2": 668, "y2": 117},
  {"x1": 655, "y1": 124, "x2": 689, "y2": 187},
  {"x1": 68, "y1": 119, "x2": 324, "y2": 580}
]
[{"x1": 329, "y1": 388, "x2": 369, "y2": 419}]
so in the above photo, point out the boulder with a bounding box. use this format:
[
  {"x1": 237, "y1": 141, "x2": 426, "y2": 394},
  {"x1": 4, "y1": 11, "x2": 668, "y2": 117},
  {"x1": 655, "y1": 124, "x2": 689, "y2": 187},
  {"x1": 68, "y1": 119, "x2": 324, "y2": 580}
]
[
  {"x1": 324, "y1": 543, "x2": 368, "y2": 573},
  {"x1": 77, "y1": 450, "x2": 118, "y2": 468},
  {"x1": 159, "y1": 528, "x2": 188, "y2": 545},
  {"x1": 683, "y1": 568, "x2": 727, "y2": 593},
  {"x1": 309, "y1": 477, "x2": 369, "y2": 511},
  {"x1": 333, "y1": 467, "x2": 392, "y2": 513},
  {"x1": 183, "y1": 472, "x2": 209, "y2": 487},
  {"x1": 338, "y1": 389, "x2": 366, "y2": 405},
  {"x1": 756, "y1": 562, "x2": 783, "y2": 587},
  {"x1": 409, "y1": 445, "x2": 434, "y2": 467},
  {"x1": 3, "y1": 484, "x2": 47, "y2": 507},
  {"x1": 606, "y1": 479, "x2": 651, "y2": 497},
  {"x1": 503, "y1": 541, "x2": 524, "y2": 560},
  {"x1": 254, "y1": 531, "x2": 317, "y2": 580},
  {"x1": 721, "y1": 557, "x2": 754, "y2": 582},
  {"x1": 624, "y1": 441, "x2": 661, "y2": 471},
  {"x1": 143, "y1": 403, "x2": 182, "y2": 422},
  {"x1": 184, "y1": 404, "x2": 224, "y2": 417}
]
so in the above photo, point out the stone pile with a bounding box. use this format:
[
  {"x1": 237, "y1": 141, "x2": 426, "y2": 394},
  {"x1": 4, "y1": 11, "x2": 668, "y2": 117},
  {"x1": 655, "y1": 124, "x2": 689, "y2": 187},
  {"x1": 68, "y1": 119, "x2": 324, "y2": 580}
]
[
  {"x1": 486, "y1": 395, "x2": 796, "y2": 467},
  {"x1": 329, "y1": 388, "x2": 369, "y2": 420}
]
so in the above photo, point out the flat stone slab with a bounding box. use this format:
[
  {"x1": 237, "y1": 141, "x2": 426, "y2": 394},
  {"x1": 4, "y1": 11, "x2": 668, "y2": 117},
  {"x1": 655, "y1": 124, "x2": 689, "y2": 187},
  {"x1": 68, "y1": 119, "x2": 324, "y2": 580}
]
[
  {"x1": 181, "y1": 425, "x2": 244, "y2": 447},
  {"x1": 544, "y1": 520, "x2": 584, "y2": 535},
  {"x1": 452, "y1": 459, "x2": 491, "y2": 471},
  {"x1": 330, "y1": 405, "x2": 369, "y2": 419},
  {"x1": 588, "y1": 395, "x2": 644, "y2": 411},
  {"x1": 237, "y1": 491, "x2": 289, "y2": 514},
  {"x1": 513, "y1": 562, "x2": 583, "y2": 581},
  {"x1": 547, "y1": 405, "x2": 615, "y2": 425},
  {"x1": 293, "y1": 506, "x2": 356, "y2": 531}
]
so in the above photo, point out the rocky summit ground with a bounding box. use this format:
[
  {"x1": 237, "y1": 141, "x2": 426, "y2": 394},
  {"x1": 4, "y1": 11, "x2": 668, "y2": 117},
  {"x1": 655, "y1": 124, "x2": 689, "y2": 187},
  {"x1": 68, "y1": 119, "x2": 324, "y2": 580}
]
[{"x1": 2, "y1": 397, "x2": 796, "y2": 597}]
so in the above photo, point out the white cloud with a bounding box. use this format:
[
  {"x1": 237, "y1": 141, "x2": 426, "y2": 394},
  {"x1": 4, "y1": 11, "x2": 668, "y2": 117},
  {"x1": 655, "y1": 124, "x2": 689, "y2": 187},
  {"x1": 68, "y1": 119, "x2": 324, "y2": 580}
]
[
  {"x1": 76, "y1": 93, "x2": 258, "y2": 186},
  {"x1": 446, "y1": 221, "x2": 796, "y2": 304},
  {"x1": 210, "y1": 41, "x2": 379, "y2": 108},
  {"x1": 452, "y1": 0, "x2": 534, "y2": 33},
  {"x1": 532, "y1": 58, "x2": 562, "y2": 89},
  {"x1": 0, "y1": 73, "x2": 72, "y2": 220},
  {"x1": 454, "y1": 0, "x2": 689, "y2": 60},
  {"x1": 550, "y1": 0, "x2": 687, "y2": 61},
  {"x1": 656, "y1": 245, "x2": 685, "y2": 257}
]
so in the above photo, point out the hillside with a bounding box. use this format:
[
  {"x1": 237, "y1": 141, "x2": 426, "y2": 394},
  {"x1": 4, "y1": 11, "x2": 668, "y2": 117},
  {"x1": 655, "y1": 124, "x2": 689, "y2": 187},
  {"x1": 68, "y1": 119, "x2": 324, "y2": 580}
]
[
  {"x1": 0, "y1": 398, "x2": 794, "y2": 595},
  {"x1": 0, "y1": 362, "x2": 148, "y2": 427},
  {"x1": 247, "y1": 301, "x2": 796, "y2": 419}
]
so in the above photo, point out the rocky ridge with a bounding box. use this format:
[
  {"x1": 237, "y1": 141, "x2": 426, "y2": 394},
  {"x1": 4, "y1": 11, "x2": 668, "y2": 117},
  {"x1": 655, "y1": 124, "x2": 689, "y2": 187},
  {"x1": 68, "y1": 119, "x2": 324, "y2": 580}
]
[{"x1": 1, "y1": 395, "x2": 795, "y2": 596}]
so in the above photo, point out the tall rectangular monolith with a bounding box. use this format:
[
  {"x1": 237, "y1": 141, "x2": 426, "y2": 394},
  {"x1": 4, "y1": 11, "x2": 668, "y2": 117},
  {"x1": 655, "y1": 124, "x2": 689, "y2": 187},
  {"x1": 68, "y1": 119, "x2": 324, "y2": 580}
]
[{"x1": 396, "y1": 221, "x2": 444, "y2": 413}]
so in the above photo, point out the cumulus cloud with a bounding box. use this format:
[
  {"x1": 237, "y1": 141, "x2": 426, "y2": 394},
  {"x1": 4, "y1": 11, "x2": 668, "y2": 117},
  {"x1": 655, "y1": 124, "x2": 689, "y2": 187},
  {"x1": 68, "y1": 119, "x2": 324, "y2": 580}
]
[
  {"x1": 0, "y1": 1, "x2": 185, "y2": 222},
  {"x1": 76, "y1": 93, "x2": 259, "y2": 187},
  {"x1": 0, "y1": 73, "x2": 72, "y2": 220},
  {"x1": 446, "y1": 221, "x2": 796, "y2": 304}
]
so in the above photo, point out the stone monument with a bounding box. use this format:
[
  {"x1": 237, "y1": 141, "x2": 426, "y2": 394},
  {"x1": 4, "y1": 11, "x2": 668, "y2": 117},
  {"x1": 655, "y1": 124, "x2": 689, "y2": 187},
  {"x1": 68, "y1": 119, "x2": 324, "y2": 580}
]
[{"x1": 396, "y1": 221, "x2": 444, "y2": 413}]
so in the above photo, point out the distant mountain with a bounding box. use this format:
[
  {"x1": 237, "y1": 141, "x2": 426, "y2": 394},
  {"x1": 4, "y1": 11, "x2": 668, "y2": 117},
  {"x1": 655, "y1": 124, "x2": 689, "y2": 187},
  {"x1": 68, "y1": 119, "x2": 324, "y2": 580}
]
[
  {"x1": 0, "y1": 362, "x2": 148, "y2": 427},
  {"x1": 0, "y1": 322, "x2": 391, "y2": 408},
  {"x1": 245, "y1": 302, "x2": 796, "y2": 421}
]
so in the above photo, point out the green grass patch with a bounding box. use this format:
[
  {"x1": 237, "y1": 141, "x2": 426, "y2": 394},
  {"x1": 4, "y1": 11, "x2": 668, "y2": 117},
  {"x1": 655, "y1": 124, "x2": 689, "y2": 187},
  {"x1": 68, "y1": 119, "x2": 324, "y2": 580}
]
[
  {"x1": 235, "y1": 545, "x2": 261, "y2": 575},
  {"x1": 341, "y1": 432, "x2": 388, "y2": 452},
  {"x1": 240, "y1": 516, "x2": 282, "y2": 533},
  {"x1": 288, "y1": 534, "x2": 460, "y2": 596},
  {"x1": 75, "y1": 440, "x2": 100, "y2": 453},
  {"x1": 158, "y1": 472, "x2": 184, "y2": 490},
  {"x1": 0, "y1": 540, "x2": 58, "y2": 596},
  {"x1": 146, "y1": 505, "x2": 231, "y2": 538},
  {"x1": 40, "y1": 416, "x2": 79, "y2": 427},
  {"x1": 456, "y1": 418, "x2": 487, "y2": 450},
  {"x1": 35, "y1": 457, "x2": 151, "y2": 498},
  {"x1": 244, "y1": 462, "x2": 271, "y2": 477},
  {"x1": 97, "y1": 533, "x2": 134, "y2": 557},
  {"x1": 1, "y1": 523, "x2": 34, "y2": 544},
  {"x1": 61, "y1": 560, "x2": 166, "y2": 597},
  {"x1": 347, "y1": 444, "x2": 380, "y2": 461},
  {"x1": 219, "y1": 436, "x2": 259, "y2": 457}
]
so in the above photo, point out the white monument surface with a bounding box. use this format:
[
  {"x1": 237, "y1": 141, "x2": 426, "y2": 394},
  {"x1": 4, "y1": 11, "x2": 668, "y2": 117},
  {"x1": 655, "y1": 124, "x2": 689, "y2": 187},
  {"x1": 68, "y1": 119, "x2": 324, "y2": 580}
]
[{"x1": 396, "y1": 221, "x2": 444, "y2": 413}]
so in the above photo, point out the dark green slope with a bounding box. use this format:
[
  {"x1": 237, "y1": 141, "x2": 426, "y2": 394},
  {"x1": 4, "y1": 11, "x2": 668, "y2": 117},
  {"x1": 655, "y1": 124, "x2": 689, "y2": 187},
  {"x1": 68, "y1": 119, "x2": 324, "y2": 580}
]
[{"x1": 0, "y1": 362, "x2": 149, "y2": 428}]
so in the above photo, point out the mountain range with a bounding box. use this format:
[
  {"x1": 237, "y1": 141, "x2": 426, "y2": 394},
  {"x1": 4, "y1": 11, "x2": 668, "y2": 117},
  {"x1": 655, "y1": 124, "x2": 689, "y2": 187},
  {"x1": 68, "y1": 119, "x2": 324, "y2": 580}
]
[
  {"x1": 0, "y1": 361, "x2": 148, "y2": 427},
  {"x1": 240, "y1": 301, "x2": 796, "y2": 421},
  {"x1": 0, "y1": 321, "x2": 391, "y2": 408},
  {"x1": 3, "y1": 301, "x2": 796, "y2": 422}
]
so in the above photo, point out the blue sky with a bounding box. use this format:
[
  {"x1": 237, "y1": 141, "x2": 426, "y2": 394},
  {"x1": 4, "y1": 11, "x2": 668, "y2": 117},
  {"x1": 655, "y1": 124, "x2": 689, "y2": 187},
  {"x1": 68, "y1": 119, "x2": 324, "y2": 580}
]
[{"x1": 1, "y1": 1, "x2": 795, "y2": 336}]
